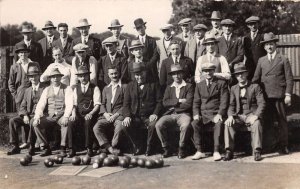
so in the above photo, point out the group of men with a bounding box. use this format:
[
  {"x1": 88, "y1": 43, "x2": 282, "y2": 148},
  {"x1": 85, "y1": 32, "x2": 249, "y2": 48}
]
[{"x1": 7, "y1": 10, "x2": 294, "y2": 162}]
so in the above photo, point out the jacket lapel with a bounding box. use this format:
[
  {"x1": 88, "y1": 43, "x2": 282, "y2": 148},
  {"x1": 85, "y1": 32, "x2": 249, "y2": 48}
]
[
  {"x1": 234, "y1": 85, "x2": 240, "y2": 113},
  {"x1": 112, "y1": 86, "x2": 121, "y2": 106},
  {"x1": 107, "y1": 85, "x2": 112, "y2": 112},
  {"x1": 208, "y1": 78, "x2": 217, "y2": 96},
  {"x1": 265, "y1": 54, "x2": 281, "y2": 75},
  {"x1": 178, "y1": 86, "x2": 185, "y2": 99}
]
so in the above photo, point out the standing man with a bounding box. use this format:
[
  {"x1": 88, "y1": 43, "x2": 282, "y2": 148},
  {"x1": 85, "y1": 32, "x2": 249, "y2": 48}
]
[
  {"x1": 184, "y1": 24, "x2": 208, "y2": 64},
  {"x1": 191, "y1": 63, "x2": 229, "y2": 161},
  {"x1": 53, "y1": 23, "x2": 73, "y2": 64},
  {"x1": 225, "y1": 63, "x2": 265, "y2": 161},
  {"x1": 33, "y1": 68, "x2": 73, "y2": 156},
  {"x1": 93, "y1": 66, "x2": 127, "y2": 156},
  {"x1": 207, "y1": 11, "x2": 223, "y2": 39},
  {"x1": 108, "y1": 19, "x2": 130, "y2": 59},
  {"x1": 155, "y1": 64, "x2": 194, "y2": 159},
  {"x1": 252, "y1": 32, "x2": 293, "y2": 154},
  {"x1": 71, "y1": 18, "x2": 105, "y2": 61},
  {"x1": 176, "y1": 18, "x2": 194, "y2": 54},
  {"x1": 39, "y1": 20, "x2": 58, "y2": 71},
  {"x1": 244, "y1": 16, "x2": 266, "y2": 80},
  {"x1": 122, "y1": 64, "x2": 162, "y2": 155},
  {"x1": 14, "y1": 23, "x2": 43, "y2": 63}
]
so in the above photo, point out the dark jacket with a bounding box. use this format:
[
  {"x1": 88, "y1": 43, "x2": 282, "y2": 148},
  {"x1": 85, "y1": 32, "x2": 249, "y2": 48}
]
[
  {"x1": 52, "y1": 36, "x2": 73, "y2": 64},
  {"x1": 14, "y1": 40, "x2": 43, "y2": 63},
  {"x1": 128, "y1": 57, "x2": 159, "y2": 83}
]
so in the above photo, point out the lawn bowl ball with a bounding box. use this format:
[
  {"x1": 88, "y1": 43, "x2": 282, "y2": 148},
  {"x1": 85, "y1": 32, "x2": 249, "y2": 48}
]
[
  {"x1": 44, "y1": 158, "x2": 54, "y2": 168},
  {"x1": 110, "y1": 155, "x2": 119, "y2": 164},
  {"x1": 137, "y1": 158, "x2": 145, "y2": 167},
  {"x1": 24, "y1": 155, "x2": 32, "y2": 163},
  {"x1": 154, "y1": 158, "x2": 164, "y2": 168},
  {"x1": 123, "y1": 156, "x2": 131, "y2": 162},
  {"x1": 53, "y1": 155, "x2": 64, "y2": 164},
  {"x1": 82, "y1": 156, "x2": 91, "y2": 165},
  {"x1": 92, "y1": 162, "x2": 100, "y2": 169},
  {"x1": 71, "y1": 156, "x2": 81, "y2": 166},
  {"x1": 94, "y1": 157, "x2": 104, "y2": 165},
  {"x1": 119, "y1": 158, "x2": 129, "y2": 168},
  {"x1": 103, "y1": 157, "x2": 114, "y2": 166},
  {"x1": 99, "y1": 152, "x2": 107, "y2": 159},
  {"x1": 20, "y1": 157, "x2": 29, "y2": 166},
  {"x1": 145, "y1": 159, "x2": 155, "y2": 169},
  {"x1": 130, "y1": 157, "x2": 138, "y2": 167}
]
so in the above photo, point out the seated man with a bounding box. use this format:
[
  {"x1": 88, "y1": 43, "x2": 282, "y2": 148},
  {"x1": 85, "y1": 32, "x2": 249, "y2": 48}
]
[
  {"x1": 191, "y1": 63, "x2": 229, "y2": 161},
  {"x1": 155, "y1": 64, "x2": 194, "y2": 159},
  {"x1": 224, "y1": 63, "x2": 265, "y2": 161},
  {"x1": 33, "y1": 68, "x2": 73, "y2": 156},
  {"x1": 7, "y1": 64, "x2": 46, "y2": 155},
  {"x1": 67, "y1": 65, "x2": 101, "y2": 157},
  {"x1": 122, "y1": 63, "x2": 162, "y2": 155},
  {"x1": 93, "y1": 66, "x2": 127, "y2": 155}
]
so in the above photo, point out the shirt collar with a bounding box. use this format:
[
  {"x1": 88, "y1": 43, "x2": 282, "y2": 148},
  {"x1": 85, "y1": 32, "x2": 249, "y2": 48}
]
[
  {"x1": 81, "y1": 82, "x2": 90, "y2": 88},
  {"x1": 269, "y1": 50, "x2": 277, "y2": 59},
  {"x1": 47, "y1": 35, "x2": 54, "y2": 41},
  {"x1": 135, "y1": 56, "x2": 143, "y2": 63},
  {"x1": 82, "y1": 35, "x2": 89, "y2": 41},
  {"x1": 239, "y1": 81, "x2": 248, "y2": 88},
  {"x1": 24, "y1": 39, "x2": 31, "y2": 44},
  {"x1": 109, "y1": 52, "x2": 117, "y2": 59},
  {"x1": 17, "y1": 58, "x2": 32, "y2": 64},
  {"x1": 171, "y1": 80, "x2": 186, "y2": 88},
  {"x1": 224, "y1": 33, "x2": 232, "y2": 39},
  {"x1": 108, "y1": 80, "x2": 122, "y2": 88},
  {"x1": 172, "y1": 55, "x2": 181, "y2": 63},
  {"x1": 32, "y1": 82, "x2": 40, "y2": 90}
]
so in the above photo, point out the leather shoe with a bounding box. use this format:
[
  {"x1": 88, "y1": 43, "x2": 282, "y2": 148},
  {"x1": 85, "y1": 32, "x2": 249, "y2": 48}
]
[
  {"x1": 60, "y1": 150, "x2": 67, "y2": 157},
  {"x1": 19, "y1": 143, "x2": 29, "y2": 149},
  {"x1": 67, "y1": 149, "x2": 76, "y2": 158},
  {"x1": 40, "y1": 148, "x2": 52, "y2": 157},
  {"x1": 7, "y1": 147, "x2": 20, "y2": 155},
  {"x1": 254, "y1": 151, "x2": 262, "y2": 161},
  {"x1": 178, "y1": 147, "x2": 187, "y2": 159},
  {"x1": 278, "y1": 147, "x2": 289, "y2": 155},
  {"x1": 145, "y1": 146, "x2": 153, "y2": 156},
  {"x1": 162, "y1": 147, "x2": 172, "y2": 158},
  {"x1": 224, "y1": 150, "x2": 233, "y2": 161},
  {"x1": 87, "y1": 149, "x2": 94, "y2": 157},
  {"x1": 28, "y1": 146, "x2": 35, "y2": 156},
  {"x1": 191, "y1": 151, "x2": 206, "y2": 160}
]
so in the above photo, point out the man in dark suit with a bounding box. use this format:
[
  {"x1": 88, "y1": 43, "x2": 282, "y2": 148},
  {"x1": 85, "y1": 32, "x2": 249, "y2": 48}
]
[
  {"x1": 98, "y1": 37, "x2": 128, "y2": 88},
  {"x1": 184, "y1": 24, "x2": 208, "y2": 64},
  {"x1": 155, "y1": 64, "x2": 194, "y2": 159},
  {"x1": 52, "y1": 23, "x2": 73, "y2": 64},
  {"x1": 93, "y1": 66, "x2": 127, "y2": 155},
  {"x1": 225, "y1": 63, "x2": 266, "y2": 161},
  {"x1": 252, "y1": 32, "x2": 294, "y2": 154},
  {"x1": 191, "y1": 63, "x2": 229, "y2": 161},
  {"x1": 39, "y1": 20, "x2": 58, "y2": 71},
  {"x1": 7, "y1": 65, "x2": 45, "y2": 155},
  {"x1": 217, "y1": 19, "x2": 244, "y2": 73},
  {"x1": 160, "y1": 40, "x2": 194, "y2": 88},
  {"x1": 122, "y1": 63, "x2": 162, "y2": 155},
  {"x1": 14, "y1": 23, "x2": 43, "y2": 63},
  {"x1": 70, "y1": 18, "x2": 105, "y2": 61},
  {"x1": 244, "y1": 16, "x2": 266, "y2": 80}
]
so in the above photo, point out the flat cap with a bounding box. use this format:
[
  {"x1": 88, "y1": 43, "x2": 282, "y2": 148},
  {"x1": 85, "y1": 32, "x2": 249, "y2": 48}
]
[
  {"x1": 221, "y1": 19, "x2": 235, "y2": 26},
  {"x1": 245, "y1": 16, "x2": 260, "y2": 24},
  {"x1": 102, "y1": 37, "x2": 118, "y2": 45},
  {"x1": 193, "y1": 24, "x2": 208, "y2": 31},
  {"x1": 73, "y1": 43, "x2": 89, "y2": 52},
  {"x1": 160, "y1": 24, "x2": 174, "y2": 30},
  {"x1": 178, "y1": 18, "x2": 192, "y2": 25},
  {"x1": 201, "y1": 62, "x2": 216, "y2": 71}
]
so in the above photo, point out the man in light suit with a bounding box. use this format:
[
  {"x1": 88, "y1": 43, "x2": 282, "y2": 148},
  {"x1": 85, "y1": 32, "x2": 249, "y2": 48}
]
[
  {"x1": 243, "y1": 16, "x2": 266, "y2": 80},
  {"x1": 38, "y1": 21, "x2": 58, "y2": 71},
  {"x1": 176, "y1": 18, "x2": 194, "y2": 55},
  {"x1": 184, "y1": 24, "x2": 208, "y2": 64},
  {"x1": 108, "y1": 19, "x2": 130, "y2": 59},
  {"x1": 93, "y1": 66, "x2": 127, "y2": 155},
  {"x1": 191, "y1": 63, "x2": 229, "y2": 161},
  {"x1": 225, "y1": 63, "x2": 265, "y2": 161},
  {"x1": 252, "y1": 32, "x2": 293, "y2": 154},
  {"x1": 52, "y1": 23, "x2": 73, "y2": 64},
  {"x1": 207, "y1": 11, "x2": 223, "y2": 39}
]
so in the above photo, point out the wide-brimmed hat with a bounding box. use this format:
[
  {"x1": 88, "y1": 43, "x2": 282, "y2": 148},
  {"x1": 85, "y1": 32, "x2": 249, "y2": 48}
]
[
  {"x1": 221, "y1": 19, "x2": 235, "y2": 26},
  {"x1": 245, "y1": 16, "x2": 260, "y2": 24},
  {"x1": 75, "y1": 65, "x2": 91, "y2": 75},
  {"x1": 233, "y1": 63, "x2": 248, "y2": 74},
  {"x1": 129, "y1": 40, "x2": 144, "y2": 50},
  {"x1": 168, "y1": 64, "x2": 184, "y2": 75},
  {"x1": 42, "y1": 20, "x2": 56, "y2": 30},
  {"x1": 178, "y1": 18, "x2": 192, "y2": 26},
  {"x1": 15, "y1": 43, "x2": 31, "y2": 54},
  {"x1": 131, "y1": 63, "x2": 146, "y2": 73},
  {"x1": 193, "y1": 24, "x2": 208, "y2": 31},
  {"x1": 210, "y1": 11, "x2": 222, "y2": 20},
  {"x1": 49, "y1": 68, "x2": 63, "y2": 77},
  {"x1": 102, "y1": 37, "x2": 118, "y2": 46},
  {"x1": 260, "y1": 32, "x2": 279, "y2": 44},
  {"x1": 21, "y1": 24, "x2": 34, "y2": 33},
  {"x1": 201, "y1": 63, "x2": 216, "y2": 71},
  {"x1": 134, "y1": 18, "x2": 147, "y2": 28},
  {"x1": 27, "y1": 64, "x2": 41, "y2": 76},
  {"x1": 160, "y1": 24, "x2": 173, "y2": 31},
  {"x1": 108, "y1": 19, "x2": 124, "y2": 29},
  {"x1": 77, "y1": 18, "x2": 92, "y2": 28},
  {"x1": 202, "y1": 33, "x2": 219, "y2": 45},
  {"x1": 73, "y1": 43, "x2": 89, "y2": 52}
]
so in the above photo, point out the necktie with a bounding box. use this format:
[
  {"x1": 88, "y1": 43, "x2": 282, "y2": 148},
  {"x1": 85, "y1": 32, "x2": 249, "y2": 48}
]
[
  {"x1": 175, "y1": 57, "x2": 179, "y2": 64},
  {"x1": 83, "y1": 86, "x2": 86, "y2": 93},
  {"x1": 62, "y1": 39, "x2": 66, "y2": 48},
  {"x1": 33, "y1": 88, "x2": 36, "y2": 97}
]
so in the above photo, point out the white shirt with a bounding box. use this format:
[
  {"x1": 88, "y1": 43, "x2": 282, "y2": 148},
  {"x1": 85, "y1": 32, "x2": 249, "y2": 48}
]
[
  {"x1": 73, "y1": 82, "x2": 101, "y2": 106},
  {"x1": 196, "y1": 38, "x2": 204, "y2": 46},
  {"x1": 17, "y1": 58, "x2": 33, "y2": 74},
  {"x1": 81, "y1": 35, "x2": 89, "y2": 44},
  {"x1": 139, "y1": 85, "x2": 144, "y2": 90},
  {"x1": 239, "y1": 81, "x2": 248, "y2": 98},
  {"x1": 24, "y1": 39, "x2": 31, "y2": 47},
  {"x1": 164, "y1": 37, "x2": 171, "y2": 50},
  {"x1": 224, "y1": 33, "x2": 232, "y2": 41},
  {"x1": 171, "y1": 80, "x2": 186, "y2": 98},
  {"x1": 60, "y1": 37, "x2": 67, "y2": 46},
  {"x1": 32, "y1": 83, "x2": 40, "y2": 91},
  {"x1": 251, "y1": 31, "x2": 258, "y2": 40},
  {"x1": 172, "y1": 55, "x2": 181, "y2": 64},
  {"x1": 182, "y1": 32, "x2": 190, "y2": 41},
  {"x1": 135, "y1": 56, "x2": 143, "y2": 63},
  {"x1": 109, "y1": 53, "x2": 117, "y2": 62},
  {"x1": 139, "y1": 35, "x2": 146, "y2": 44},
  {"x1": 268, "y1": 51, "x2": 277, "y2": 62},
  {"x1": 108, "y1": 80, "x2": 122, "y2": 104},
  {"x1": 47, "y1": 36, "x2": 54, "y2": 44},
  {"x1": 206, "y1": 79, "x2": 212, "y2": 87}
]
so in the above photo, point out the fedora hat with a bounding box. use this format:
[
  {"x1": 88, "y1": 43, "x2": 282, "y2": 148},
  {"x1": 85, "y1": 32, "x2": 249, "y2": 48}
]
[
  {"x1": 21, "y1": 24, "x2": 34, "y2": 33},
  {"x1": 15, "y1": 43, "x2": 30, "y2": 54},
  {"x1": 134, "y1": 18, "x2": 147, "y2": 28},
  {"x1": 73, "y1": 43, "x2": 89, "y2": 52},
  {"x1": 75, "y1": 65, "x2": 91, "y2": 75},
  {"x1": 233, "y1": 63, "x2": 248, "y2": 74},
  {"x1": 27, "y1": 64, "x2": 41, "y2": 76},
  {"x1": 108, "y1": 19, "x2": 124, "y2": 29},
  {"x1": 193, "y1": 24, "x2": 208, "y2": 31},
  {"x1": 49, "y1": 68, "x2": 63, "y2": 77},
  {"x1": 42, "y1": 20, "x2": 56, "y2": 30},
  {"x1": 160, "y1": 24, "x2": 173, "y2": 31},
  {"x1": 168, "y1": 64, "x2": 184, "y2": 75},
  {"x1": 260, "y1": 32, "x2": 279, "y2": 44},
  {"x1": 178, "y1": 18, "x2": 192, "y2": 26},
  {"x1": 129, "y1": 40, "x2": 144, "y2": 50},
  {"x1": 77, "y1": 18, "x2": 92, "y2": 28},
  {"x1": 210, "y1": 11, "x2": 222, "y2": 20},
  {"x1": 245, "y1": 16, "x2": 260, "y2": 24},
  {"x1": 131, "y1": 63, "x2": 146, "y2": 73},
  {"x1": 201, "y1": 63, "x2": 216, "y2": 71},
  {"x1": 221, "y1": 19, "x2": 235, "y2": 26},
  {"x1": 102, "y1": 37, "x2": 118, "y2": 45},
  {"x1": 202, "y1": 33, "x2": 219, "y2": 45}
]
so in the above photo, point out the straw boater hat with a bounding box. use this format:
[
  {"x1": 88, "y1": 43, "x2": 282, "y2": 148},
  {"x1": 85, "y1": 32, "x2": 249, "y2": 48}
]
[
  {"x1": 201, "y1": 63, "x2": 216, "y2": 71},
  {"x1": 15, "y1": 43, "x2": 31, "y2": 54},
  {"x1": 178, "y1": 18, "x2": 192, "y2": 26},
  {"x1": 75, "y1": 65, "x2": 91, "y2": 75},
  {"x1": 202, "y1": 33, "x2": 219, "y2": 45},
  {"x1": 260, "y1": 32, "x2": 279, "y2": 44},
  {"x1": 77, "y1": 18, "x2": 92, "y2": 28},
  {"x1": 42, "y1": 20, "x2": 56, "y2": 30},
  {"x1": 168, "y1": 64, "x2": 184, "y2": 75},
  {"x1": 221, "y1": 19, "x2": 236, "y2": 26},
  {"x1": 131, "y1": 63, "x2": 146, "y2": 73},
  {"x1": 193, "y1": 24, "x2": 208, "y2": 31},
  {"x1": 27, "y1": 64, "x2": 41, "y2": 76},
  {"x1": 102, "y1": 37, "x2": 118, "y2": 46},
  {"x1": 108, "y1": 19, "x2": 124, "y2": 29},
  {"x1": 129, "y1": 40, "x2": 144, "y2": 50},
  {"x1": 245, "y1": 16, "x2": 260, "y2": 24},
  {"x1": 134, "y1": 18, "x2": 147, "y2": 28},
  {"x1": 49, "y1": 68, "x2": 63, "y2": 77},
  {"x1": 233, "y1": 63, "x2": 248, "y2": 74},
  {"x1": 210, "y1": 11, "x2": 222, "y2": 20},
  {"x1": 21, "y1": 24, "x2": 34, "y2": 33},
  {"x1": 73, "y1": 43, "x2": 89, "y2": 52}
]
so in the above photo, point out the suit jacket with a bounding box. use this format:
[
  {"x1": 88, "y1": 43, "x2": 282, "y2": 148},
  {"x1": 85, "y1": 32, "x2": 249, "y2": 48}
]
[
  {"x1": 207, "y1": 28, "x2": 223, "y2": 39},
  {"x1": 71, "y1": 35, "x2": 105, "y2": 61},
  {"x1": 19, "y1": 83, "x2": 47, "y2": 116},
  {"x1": 159, "y1": 56, "x2": 195, "y2": 87},
  {"x1": 128, "y1": 57, "x2": 159, "y2": 83},
  {"x1": 123, "y1": 81, "x2": 162, "y2": 118},
  {"x1": 184, "y1": 38, "x2": 206, "y2": 63},
  {"x1": 175, "y1": 32, "x2": 194, "y2": 55},
  {"x1": 252, "y1": 53, "x2": 294, "y2": 98},
  {"x1": 228, "y1": 81, "x2": 265, "y2": 119},
  {"x1": 39, "y1": 36, "x2": 58, "y2": 71},
  {"x1": 100, "y1": 83, "x2": 127, "y2": 115},
  {"x1": 52, "y1": 36, "x2": 73, "y2": 64},
  {"x1": 98, "y1": 52, "x2": 129, "y2": 86},
  {"x1": 162, "y1": 82, "x2": 194, "y2": 115},
  {"x1": 117, "y1": 35, "x2": 130, "y2": 59},
  {"x1": 217, "y1": 35, "x2": 244, "y2": 70},
  {"x1": 14, "y1": 40, "x2": 43, "y2": 63},
  {"x1": 193, "y1": 77, "x2": 229, "y2": 124}
]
